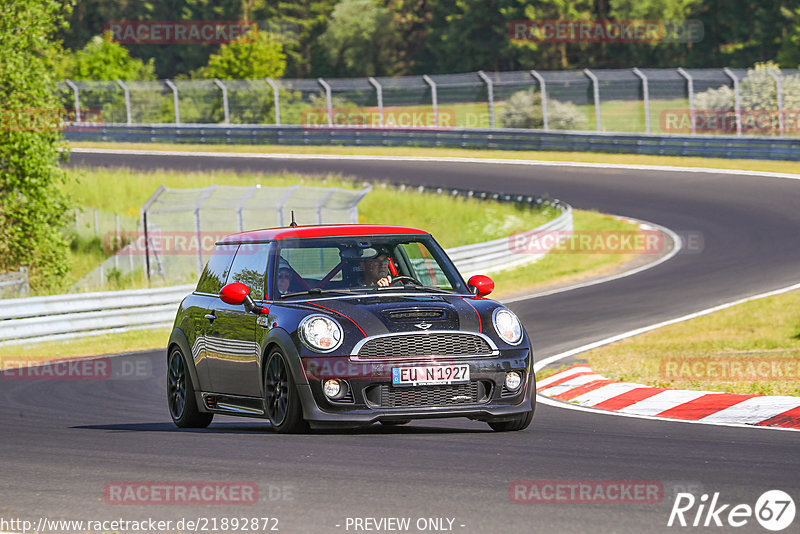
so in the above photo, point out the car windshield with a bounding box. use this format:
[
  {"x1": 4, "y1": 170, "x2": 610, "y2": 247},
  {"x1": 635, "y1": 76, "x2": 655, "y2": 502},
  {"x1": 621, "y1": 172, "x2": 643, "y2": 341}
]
[{"x1": 273, "y1": 235, "x2": 468, "y2": 297}]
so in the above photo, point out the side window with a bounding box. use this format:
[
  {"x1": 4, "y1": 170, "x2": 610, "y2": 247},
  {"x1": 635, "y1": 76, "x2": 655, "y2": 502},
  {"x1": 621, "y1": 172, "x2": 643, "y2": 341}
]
[
  {"x1": 400, "y1": 242, "x2": 451, "y2": 288},
  {"x1": 196, "y1": 244, "x2": 238, "y2": 294},
  {"x1": 228, "y1": 243, "x2": 269, "y2": 299}
]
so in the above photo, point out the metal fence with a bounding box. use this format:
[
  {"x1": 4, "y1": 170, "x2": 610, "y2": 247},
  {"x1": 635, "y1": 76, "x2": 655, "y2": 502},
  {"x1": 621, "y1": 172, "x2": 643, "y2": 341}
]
[
  {"x1": 72, "y1": 184, "x2": 372, "y2": 291},
  {"x1": 60, "y1": 67, "x2": 800, "y2": 137},
  {"x1": 65, "y1": 124, "x2": 800, "y2": 161},
  {"x1": 0, "y1": 267, "x2": 29, "y2": 299}
]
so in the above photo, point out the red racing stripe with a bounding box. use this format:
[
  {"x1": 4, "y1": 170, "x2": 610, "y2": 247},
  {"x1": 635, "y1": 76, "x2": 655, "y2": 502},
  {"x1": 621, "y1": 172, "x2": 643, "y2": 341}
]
[
  {"x1": 593, "y1": 387, "x2": 666, "y2": 410},
  {"x1": 460, "y1": 297, "x2": 482, "y2": 332},
  {"x1": 656, "y1": 393, "x2": 756, "y2": 421},
  {"x1": 309, "y1": 302, "x2": 367, "y2": 337},
  {"x1": 553, "y1": 379, "x2": 616, "y2": 401},
  {"x1": 755, "y1": 405, "x2": 800, "y2": 429}
]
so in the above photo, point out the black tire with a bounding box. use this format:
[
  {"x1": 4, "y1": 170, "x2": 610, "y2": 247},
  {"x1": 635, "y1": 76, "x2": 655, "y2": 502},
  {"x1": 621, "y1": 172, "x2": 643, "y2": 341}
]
[
  {"x1": 167, "y1": 348, "x2": 213, "y2": 429},
  {"x1": 264, "y1": 349, "x2": 308, "y2": 434},
  {"x1": 380, "y1": 420, "x2": 411, "y2": 426},
  {"x1": 488, "y1": 409, "x2": 534, "y2": 432}
]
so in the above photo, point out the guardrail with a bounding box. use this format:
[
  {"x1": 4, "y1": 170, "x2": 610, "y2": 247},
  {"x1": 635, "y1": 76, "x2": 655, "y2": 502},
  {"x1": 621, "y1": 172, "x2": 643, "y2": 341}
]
[
  {"x1": 64, "y1": 124, "x2": 800, "y2": 161},
  {"x1": 0, "y1": 202, "x2": 572, "y2": 345}
]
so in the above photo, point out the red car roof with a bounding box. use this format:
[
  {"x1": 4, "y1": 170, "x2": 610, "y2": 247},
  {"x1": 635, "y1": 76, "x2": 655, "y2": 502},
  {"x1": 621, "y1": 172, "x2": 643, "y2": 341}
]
[{"x1": 219, "y1": 224, "x2": 430, "y2": 243}]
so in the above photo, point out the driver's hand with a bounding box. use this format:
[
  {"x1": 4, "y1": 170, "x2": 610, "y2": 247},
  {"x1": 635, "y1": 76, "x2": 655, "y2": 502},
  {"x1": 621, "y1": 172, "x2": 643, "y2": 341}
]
[{"x1": 377, "y1": 276, "x2": 392, "y2": 287}]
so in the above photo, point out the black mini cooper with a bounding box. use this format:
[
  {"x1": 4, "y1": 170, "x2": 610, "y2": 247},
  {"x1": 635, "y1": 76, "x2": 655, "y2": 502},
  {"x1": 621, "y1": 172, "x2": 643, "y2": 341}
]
[{"x1": 167, "y1": 225, "x2": 535, "y2": 433}]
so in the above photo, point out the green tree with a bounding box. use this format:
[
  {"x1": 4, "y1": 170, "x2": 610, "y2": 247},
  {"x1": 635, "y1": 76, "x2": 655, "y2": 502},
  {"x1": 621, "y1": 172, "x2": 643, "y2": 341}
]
[
  {"x1": 253, "y1": 0, "x2": 339, "y2": 77},
  {"x1": 65, "y1": 33, "x2": 156, "y2": 80},
  {"x1": 0, "y1": 0, "x2": 75, "y2": 291},
  {"x1": 318, "y1": 0, "x2": 400, "y2": 77},
  {"x1": 193, "y1": 28, "x2": 286, "y2": 79}
]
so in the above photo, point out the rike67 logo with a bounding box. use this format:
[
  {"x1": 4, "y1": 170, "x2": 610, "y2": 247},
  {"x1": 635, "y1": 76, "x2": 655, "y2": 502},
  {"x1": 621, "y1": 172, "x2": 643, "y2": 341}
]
[{"x1": 668, "y1": 490, "x2": 795, "y2": 531}]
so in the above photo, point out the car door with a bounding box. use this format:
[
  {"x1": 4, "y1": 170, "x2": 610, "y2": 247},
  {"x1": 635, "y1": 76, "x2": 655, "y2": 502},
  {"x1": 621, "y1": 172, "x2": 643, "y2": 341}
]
[
  {"x1": 191, "y1": 243, "x2": 238, "y2": 392},
  {"x1": 205, "y1": 242, "x2": 269, "y2": 397}
]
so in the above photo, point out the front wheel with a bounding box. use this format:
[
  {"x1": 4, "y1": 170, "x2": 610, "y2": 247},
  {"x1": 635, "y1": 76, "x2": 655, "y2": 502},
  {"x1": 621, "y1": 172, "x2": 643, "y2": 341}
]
[
  {"x1": 167, "y1": 348, "x2": 213, "y2": 429},
  {"x1": 264, "y1": 349, "x2": 308, "y2": 434},
  {"x1": 487, "y1": 410, "x2": 534, "y2": 432}
]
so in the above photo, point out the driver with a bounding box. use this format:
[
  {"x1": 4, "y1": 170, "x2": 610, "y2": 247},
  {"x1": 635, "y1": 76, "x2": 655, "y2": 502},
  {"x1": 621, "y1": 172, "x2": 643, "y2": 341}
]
[{"x1": 360, "y1": 248, "x2": 393, "y2": 287}]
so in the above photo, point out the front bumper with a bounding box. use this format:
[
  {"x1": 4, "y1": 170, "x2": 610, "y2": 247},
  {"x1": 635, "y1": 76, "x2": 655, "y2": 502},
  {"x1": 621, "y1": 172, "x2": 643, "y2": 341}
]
[{"x1": 296, "y1": 350, "x2": 534, "y2": 427}]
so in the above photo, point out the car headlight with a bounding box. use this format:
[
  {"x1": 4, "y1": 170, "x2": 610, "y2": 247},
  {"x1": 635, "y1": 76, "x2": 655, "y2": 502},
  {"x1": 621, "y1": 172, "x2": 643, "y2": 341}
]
[
  {"x1": 299, "y1": 315, "x2": 343, "y2": 353},
  {"x1": 492, "y1": 308, "x2": 523, "y2": 345}
]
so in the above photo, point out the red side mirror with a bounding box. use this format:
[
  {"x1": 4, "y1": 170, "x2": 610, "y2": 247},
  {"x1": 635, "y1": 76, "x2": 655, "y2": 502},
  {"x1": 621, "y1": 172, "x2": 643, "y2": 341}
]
[
  {"x1": 467, "y1": 275, "x2": 494, "y2": 297},
  {"x1": 220, "y1": 282, "x2": 250, "y2": 305}
]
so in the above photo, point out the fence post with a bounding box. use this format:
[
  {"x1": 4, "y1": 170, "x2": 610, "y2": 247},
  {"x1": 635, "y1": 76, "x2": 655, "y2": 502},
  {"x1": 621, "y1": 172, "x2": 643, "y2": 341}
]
[
  {"x1": 583, "y1": 68, "x2": 601, "y2": 131},
  {"x1": 368, "y1": 77, "x2": 384, "y2": 127},
  {"x1": 723, "y1": 68, "x2": 742, "y2": 136},
  {"x1": 423, "y1": 75, "x2": 439, "y2": 127},
  {"x1": 766, "y1": 69, "x2": 785, "y2": 136},
  {"x1": 115, "y1": 80, "x2": 132, "y2": 124},
  {"x1": 632, "y1": 68, "x2": 650, "y2": 134},
  {"x1": 65, "y1": 80, "x2": 81, "y2": 122},
  {"x1": 213, "y1": 79, "x2": 230, "y2": 124},
  {"x1": 477, "y1": 70, "x2": 495, "y2": 129},
  {"x1": 266, "y1": 78, "x2": 281, "y2": 125},
  {"x1": 74, "y1": 207, "x2": 79, "y2": 232},
  {"x1": 114, "y1": 213, "x2": 120, "y2": 270},
  {"x1": 164, "y1": 80, "x2": 180, "y2": 124},
  {"x1": 530, "y1": 70, "x2": 548, "y2": 131},
  {"x1": 677, "y1": 68, "x2": 695, "y2": 135},
  {"x1": 93, "y1": 209, "x2": 99, "y2": 237},
  {"x1": 317, "y1": 78, "x2": 333, "y2": 126}
]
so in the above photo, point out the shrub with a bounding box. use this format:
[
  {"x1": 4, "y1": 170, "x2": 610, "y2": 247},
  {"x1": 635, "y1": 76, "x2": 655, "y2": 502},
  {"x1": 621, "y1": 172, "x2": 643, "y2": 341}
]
[{"x1": 499, "y1": 89, "x2": 588, "y2": 130}]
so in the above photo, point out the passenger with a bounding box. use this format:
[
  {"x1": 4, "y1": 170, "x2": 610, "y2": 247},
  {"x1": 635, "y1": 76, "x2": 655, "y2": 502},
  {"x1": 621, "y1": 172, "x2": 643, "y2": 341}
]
[{"x1": 277, "y1": 259, "x2": 293, "y2": 295}]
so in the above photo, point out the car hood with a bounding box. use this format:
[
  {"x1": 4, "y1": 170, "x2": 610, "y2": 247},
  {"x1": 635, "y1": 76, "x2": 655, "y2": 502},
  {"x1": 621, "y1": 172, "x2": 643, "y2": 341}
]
[{"x1": 285, "y1": 293, "x2": 484, "y2": 335}]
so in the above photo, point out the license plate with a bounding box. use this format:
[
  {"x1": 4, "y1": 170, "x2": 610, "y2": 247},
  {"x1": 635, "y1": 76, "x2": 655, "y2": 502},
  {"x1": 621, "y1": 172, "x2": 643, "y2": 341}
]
[{"x1": 392, "y1": 364, "x2": 470, "y2": 386}]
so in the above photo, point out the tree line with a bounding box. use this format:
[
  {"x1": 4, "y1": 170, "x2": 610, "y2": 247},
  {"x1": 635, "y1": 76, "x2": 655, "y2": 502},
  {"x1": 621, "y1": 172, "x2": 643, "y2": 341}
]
[{"x1": 59, "y1": 0, "x2": 800, "y2": 80}]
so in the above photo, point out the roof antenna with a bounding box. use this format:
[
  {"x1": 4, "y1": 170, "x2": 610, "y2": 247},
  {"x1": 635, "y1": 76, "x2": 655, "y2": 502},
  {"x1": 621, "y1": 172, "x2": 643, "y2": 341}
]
[{"x1": 289, "y1": 210, "x2": 298, "y2": 227}]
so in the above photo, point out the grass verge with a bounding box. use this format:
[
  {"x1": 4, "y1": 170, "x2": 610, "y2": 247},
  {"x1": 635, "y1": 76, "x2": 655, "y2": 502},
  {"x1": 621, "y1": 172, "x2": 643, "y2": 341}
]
[
  {"x1": 582, "y1": 290, "x2": 800, "y2": 396},
  {"x1": 69, "y1": 141, "x2": 800, "y2": 176}
]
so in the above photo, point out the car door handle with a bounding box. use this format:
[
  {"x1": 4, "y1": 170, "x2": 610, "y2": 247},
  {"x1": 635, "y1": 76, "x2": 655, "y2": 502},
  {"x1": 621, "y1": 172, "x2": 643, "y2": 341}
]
[{"x1": 204, "y1": 313, "x2": 217, "y2": 322}]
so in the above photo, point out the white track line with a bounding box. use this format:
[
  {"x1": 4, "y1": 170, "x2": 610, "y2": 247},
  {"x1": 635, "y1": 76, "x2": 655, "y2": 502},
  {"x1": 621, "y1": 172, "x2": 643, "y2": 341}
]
[{"x1": 69, "y1": 148, "x2": 800, "y2": 182}]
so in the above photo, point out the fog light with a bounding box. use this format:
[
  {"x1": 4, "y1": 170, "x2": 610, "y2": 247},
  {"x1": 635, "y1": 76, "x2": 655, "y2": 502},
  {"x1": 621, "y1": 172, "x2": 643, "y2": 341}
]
[
  {"x1": 505, "y1": 372, "x2": 522, "y2": 391},
  {"x1": 323, "y1": 379, "x2": 342, "y2": 398}
]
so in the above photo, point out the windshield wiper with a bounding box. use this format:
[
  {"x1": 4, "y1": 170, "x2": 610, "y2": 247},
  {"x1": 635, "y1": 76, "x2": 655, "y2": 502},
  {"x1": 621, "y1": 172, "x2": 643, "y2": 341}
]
[
  {"x1": 379, "y1": 283, "x2": 458, "y2": 294},
  {"x1": 281, "y1": 288, "x2": 355, "y2": 298}
]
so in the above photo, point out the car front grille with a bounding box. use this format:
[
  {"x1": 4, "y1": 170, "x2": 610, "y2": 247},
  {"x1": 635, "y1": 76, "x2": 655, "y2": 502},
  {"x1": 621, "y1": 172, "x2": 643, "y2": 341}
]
[
  {"x1": 357, "y1": 333, "x2": 493, "y2": 358},
  {"x1": 373, "y1": 381, "x2": 490, "y2": 408}
]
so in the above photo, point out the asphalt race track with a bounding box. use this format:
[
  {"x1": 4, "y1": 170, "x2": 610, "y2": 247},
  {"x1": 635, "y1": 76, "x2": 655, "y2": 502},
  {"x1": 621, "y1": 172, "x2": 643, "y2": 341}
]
[{"x1": 1, "y1": 151, "x2": 799, "y2": 534}]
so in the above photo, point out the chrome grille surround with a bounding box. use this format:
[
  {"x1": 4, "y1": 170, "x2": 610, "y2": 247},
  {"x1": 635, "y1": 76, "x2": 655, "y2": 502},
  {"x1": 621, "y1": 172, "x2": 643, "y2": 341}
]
[{"x1": 350, "y1": 331, "x2": 498, "y2": 360}]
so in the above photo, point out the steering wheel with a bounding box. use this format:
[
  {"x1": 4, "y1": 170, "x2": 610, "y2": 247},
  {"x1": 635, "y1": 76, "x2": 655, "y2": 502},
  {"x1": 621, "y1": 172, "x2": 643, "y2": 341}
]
[{"x1": 390, "y1": 275, "x2": 421, "y2": 286}]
